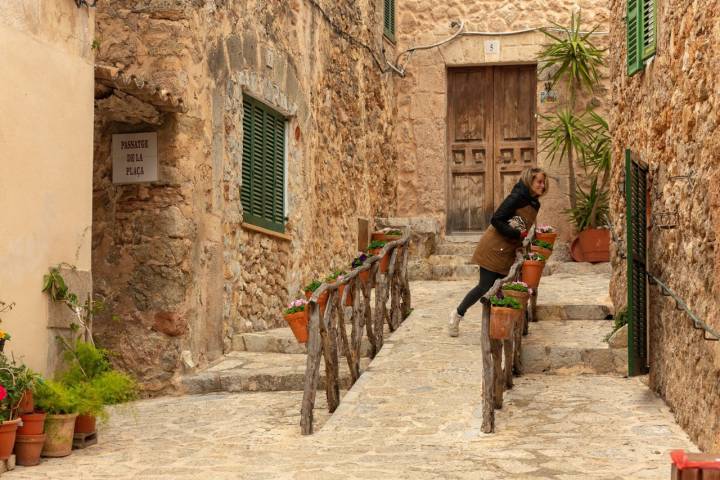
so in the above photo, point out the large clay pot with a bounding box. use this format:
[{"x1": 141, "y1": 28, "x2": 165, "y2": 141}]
[
  {"x1": 0, "y1": 419, "x2": 21, "y2": 460},
  {"x1": 74, "y1": 414, "x2": 96, "y2": 435},
  {"x1": 535, "y1": 231, "x2": 558, "y2": 246},
  {"x1": 576, "y1": 228, "x2": 610, "y2": 263},
  {"x1": 521, "y1": 260, "x2": 545, "y2": 290},
  {"x1": 490, "y1": 307, "x2": 517, "y2": 340},
  {"x1": 284, "y1": 311, "x2": 309, "y2": 343},
  {"x1": 358, "y1": 270, "x2": 370, "y2": 287},
  {"x1": 18, "y1": 390, "x2": 34, "y2": 415},
  {"x1": 14, "y1": 433, "x2": 46, "y2": 466},
  {"x1": 337, "y1": 284, "x2": 353, "y2": 307},
  {"x1": 42, "y1": 413, "x2": 78, "y2": 457},
  {"x1": 18, "y1": 412, "x2": 46, "y2": 436},
  {"x1": 530, "y1": 244, "x2": 553, "y2": 260},
  {"x1": 369, "y1": 248, "x2": 390, "y2": 273}
]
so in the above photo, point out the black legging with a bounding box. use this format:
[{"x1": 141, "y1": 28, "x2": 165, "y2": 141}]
[{"x1": 457, "y1": 268, "x2": 505, "y2": 316}]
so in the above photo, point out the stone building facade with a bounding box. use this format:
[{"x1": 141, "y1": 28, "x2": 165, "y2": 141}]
[
  {"x1": 394, "y1": 0, "x2": 610, "y2": 241},
  {"x1": 0, "y1": 2, "x2": 95, "y2": 374},
  {"x1": 608, "y1": 0, "x2": 720, "y2": 451},
  {"x1": 91, "y1": 1, "x2": 398, "y2": 393}
]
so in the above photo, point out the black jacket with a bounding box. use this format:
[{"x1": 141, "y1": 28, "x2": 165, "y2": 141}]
[{"x1": 490, "y1": 181, "x2": 541, "y2": 240}]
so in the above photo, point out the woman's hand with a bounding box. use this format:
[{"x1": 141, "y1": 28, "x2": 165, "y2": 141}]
[{"x1": 519, "y1": 230, "x2": 528, "y2": 239}]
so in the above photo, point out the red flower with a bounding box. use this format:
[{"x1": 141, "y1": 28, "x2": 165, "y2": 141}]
[{"x1": 0, "y1": 386, "x2": 6, "y2": 402}]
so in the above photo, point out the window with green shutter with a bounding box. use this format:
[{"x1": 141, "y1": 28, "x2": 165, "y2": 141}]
[
  {"x1": 241, "y1": 96, "x2": 286, "y2": 233},
  {"x1": 627, "y1": 0, "x2": 656, "y2": 76},
  {"x1": 384, "y1": 0, "x2": 395, "y2": 41}
]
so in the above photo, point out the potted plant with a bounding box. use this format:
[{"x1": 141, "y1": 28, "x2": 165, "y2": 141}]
[
  {"x1": 531, "y1": 239, "x2": 554, "y2": 259},
  {"x1": 521, "y1": 252, "x2": 546, "y2": 290},
  {"x1": 34, "y1": 380, "x2": 79, "y2": 457},
  {"x1": 16, "y1": 366, "x2": 41, "y2": 415},
  {"x1": 535, "y1": 225, "x2": 558, "y2": 246},
  {"x1": 283, "y1": 299, "x2": 309, "y2": 343},
  {"x1": 501, "y1": 281, "x2": 532, "y2": 310},
  {"x1": 0, "y1": 301, "x2": 14, "y2": 353},
  {"x1": 367, "y1": 240, "x2": 389, "y2": 273},
  {"x1": 0, "y1": 358, "x2": 24, "y2": 461},
  {"x1": 371, "y1": 228, "x2": 403, "y2": 242},
  {"x1": 351, "y1": 253, "x2": 371, "y2": 286},
  {"x1": 325, "y1": 270, "x2": 352, "y2": 307},
  {"x1": 303, "y1": 279, "x2": 328, "y2": 317},
  {"x1": 489, "y1": 296, "x2": 522, "y2": 340},
  {"x1": 58, "y1": 341, "x2": 137, "y2": 436}
]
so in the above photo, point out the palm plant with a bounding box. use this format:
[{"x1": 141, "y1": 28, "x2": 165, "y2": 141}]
[
  {"x1": 538, "y1": 11, "x2": 606, "y2": 214},
  {"x1": 581, "y1": 111, "x2": 611, "y2": 228},
  {"x1": 566, "y1": 178, "x2": 609, "y2": 232}
]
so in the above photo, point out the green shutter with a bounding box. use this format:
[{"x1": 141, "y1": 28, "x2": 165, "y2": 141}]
[
  {"x1": 384, "y1": 0, "x2": 395, "y2": 41},
  {"x1": 627, "y1": 0, "x2": 642, "y2": 75},
  {"x1": 241, "y1": 97, "x2": 286, "y2": 233},
  {"x1": 641, "y1": 0, "x2": 657, "y2": 60}
]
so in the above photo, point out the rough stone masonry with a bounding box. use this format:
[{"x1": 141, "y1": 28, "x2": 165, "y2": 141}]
[{"x1": 92, "y1": 0, "x2": 399, "y2": 394}]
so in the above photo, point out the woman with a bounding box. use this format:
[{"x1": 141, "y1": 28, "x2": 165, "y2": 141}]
[{"x1": 448, "y1": 167, "x2": 548, "y2": 337}]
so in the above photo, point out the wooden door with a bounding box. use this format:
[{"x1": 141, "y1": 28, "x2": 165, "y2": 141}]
[{"x1": 447, "y1": 66, "x2": 537, "y2": 233}]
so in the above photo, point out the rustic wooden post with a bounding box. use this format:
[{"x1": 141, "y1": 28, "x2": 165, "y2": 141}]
[
  {"x1": 503, "y1": 337, "x2": 514, "y2": 389},
  {"x1": 319, "y1": 288, "x2": 340, "y2": 413},
  {"x1": 337, "y1": 278, "x2": 357, "y2": 383},
  {"x1": 350, "y1": 276, "x2": 364, "y2": 380},
  {"x1": 388, "y1": 248, "x2": 402, "y2": 331},
  {"x1": 362, "y1": 263, "x2": 378, "y2": 357},
  {"x1": 373, "y1": 269, "x2": 386, "y2": 352},
  {"x1": 513, "y1": 310, "x2": 524, "y2": 375},
  {"x1": 492, "y1": 339, "x2": 504, "y2": 409},
  {"x1": 481, "y1": 304, "x2": 495, "y2": 433},
  {"x1": 401, "y1": 242, "x2": 412, "y2": 318},
  {"x1": 300, "y1": 302, "x2": 323, "y2": 435}
]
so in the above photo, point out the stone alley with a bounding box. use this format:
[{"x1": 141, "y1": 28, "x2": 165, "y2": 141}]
[{"x1": 5, "y1": 274, "x2": 696, "y2": 479}]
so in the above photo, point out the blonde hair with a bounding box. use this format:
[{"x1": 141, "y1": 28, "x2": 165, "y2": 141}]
[{"x1": 521, "y1": 167, "x2": 549, "y2": 196}]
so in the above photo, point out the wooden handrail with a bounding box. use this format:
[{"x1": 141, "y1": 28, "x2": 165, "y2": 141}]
[
  {"x1": 300, "y1": 233, "x2": 412, "y2": 434},
  {"x1": 479, "y1": 226, "x2": 537, "y2": 433}
]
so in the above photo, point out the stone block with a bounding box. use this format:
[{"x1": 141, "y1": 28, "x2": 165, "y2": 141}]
[{"x1": 608, "y1": 324, "x2": 628, "y2": 349}]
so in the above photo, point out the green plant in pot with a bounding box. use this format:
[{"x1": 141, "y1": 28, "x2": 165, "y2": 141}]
[
  {"x1": 538, "y1": 13, "x2": 611, "y2": 263},
  {"x1": 34, "y1": 380, "x2": 80, "y2": 458}
]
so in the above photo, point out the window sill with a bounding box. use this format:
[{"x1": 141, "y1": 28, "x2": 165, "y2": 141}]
[{"x1": 241, "y1": 222, "x2": 293, "y2": 242}]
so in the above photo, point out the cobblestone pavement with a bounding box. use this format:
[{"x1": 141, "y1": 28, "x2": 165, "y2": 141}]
[{"x1": 8, "y1": 275, "x2": 695, "y2": 479}]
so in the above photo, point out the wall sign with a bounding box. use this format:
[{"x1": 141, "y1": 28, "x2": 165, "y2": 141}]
[
  {"x1": 484, "y1": 40, "x2": 501, "y2": 56},
  {"x1": 112, "y1": 132, "x2": 158, "y2": 184}
]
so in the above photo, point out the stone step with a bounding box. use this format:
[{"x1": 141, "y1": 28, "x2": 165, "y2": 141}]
[
  {"x1": 181, "y1": 351, "x2": 370, "y2": 395},
  {"x1": 521, "y1": 320, "x2": 627, "y2": 375},
  {"x1": 430, "y1": 264, "x2": 479, "y2": 280},
  {"x1": 545, "y1": 261, "x2": 612, "y2": 276},
  {"x1": 535, "y1": 303, "x2": 612, "y2": 321},
  {"x1": 232, "y1": 326, "x2": 377, "y2": 357},
  {"x1": 435, "y1": 242, "x2": 476, "y2": 256}
]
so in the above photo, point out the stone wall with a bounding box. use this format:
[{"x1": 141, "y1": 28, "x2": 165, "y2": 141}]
[
  {"x1": 0, "y1": 2, "x2": 95, "y2": 375},
  {"x1": 92, "y1": 0, "x2": 398, "y2": 393},
  {"x1": 608, "y1": 0, "x2": 720, "y2": 451},
  {"x1": 395, "y1": 0, "x2": 609, "y2": 240}
]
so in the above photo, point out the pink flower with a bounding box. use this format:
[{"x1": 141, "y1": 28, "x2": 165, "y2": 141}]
[{"x1": 0, "y1": 386, "x2": 7, "y2": 402}]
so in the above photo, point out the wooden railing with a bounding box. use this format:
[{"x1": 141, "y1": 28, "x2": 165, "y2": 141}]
[
  {"x1": 300, "y1": 234, "x2": 412, "y2": 434},
  {"x1": 479, "y1": 227, "x2": 537, "y2": 433}
]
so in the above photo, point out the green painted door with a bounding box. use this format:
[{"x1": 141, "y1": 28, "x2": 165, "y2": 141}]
[{"x1": 625, "y1": 149, "x2": 649, "y2": 376}]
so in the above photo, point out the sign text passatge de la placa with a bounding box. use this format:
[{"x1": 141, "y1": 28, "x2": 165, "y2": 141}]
[{"x1": 112, "y1": 132, "x2": 158, "y2": 184}]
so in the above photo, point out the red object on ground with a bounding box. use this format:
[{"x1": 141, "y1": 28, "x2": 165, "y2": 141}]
[{"x1": 671, "y1": 450, "x2": 720, "y2": 470}]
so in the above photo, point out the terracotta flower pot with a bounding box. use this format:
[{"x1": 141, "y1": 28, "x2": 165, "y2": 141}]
[
  {"x1": 18, "y1": 412, "x2": 46, "y2": 436},
  {"x1": 521, "y1": 260, "x2": 545, "y2": 290},
  {"x1": 0, "y1": 419, "x2": 21, "y2": 460},
  {"x1": 576, "y1": 228, "x2": 610, "y2": 263},
  {"x1": 18, "y1": 390, "x2": 34, "y2": 415},
  {"x1": 42, "y1": 413, "x2": 78, "y2": 458},
  {"x1": 369, "y1": 248, "x2": 390, "y2": 273},
  {"x1": 531, "y1": 244, "x2": 553, "y2": 259},
  {"x1": 502, "y1": 289, "x2": 530, "y2": 310},
  {"x1": 359, "y1": 270, "x2": 370, "y2": 287},
  {"x1": 535, "y1": 231, "x2": 557, "y2": 246},
  {"x1": 337, "y1": 284, "x2": 353, "y2": 307},
  {"x1": 490, "y1": 306, "x2": 518, "y2": 340},
  {"x1": 74, "y1": 414, "x2": 96, "y2": 434},
  {"x1": 304, "y1": 290, "x2": 328, "y2": 317},
  {"x1": 371, "y1": 232, "x2": 402, "y2": 243},
  {"x1": 284, "y1": 311, "x2": 309, "y2": 344},
  {"x1": 14, "y1": 433, "x2": 46, "y2": 466}
]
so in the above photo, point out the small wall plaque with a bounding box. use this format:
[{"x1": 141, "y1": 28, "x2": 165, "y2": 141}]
[
  {"x1": 484, "y1": 40, "x2": 501, "y2": 56},
  {"x1": 112, "y1": 132, "x2": 158, "y2": 184}
]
